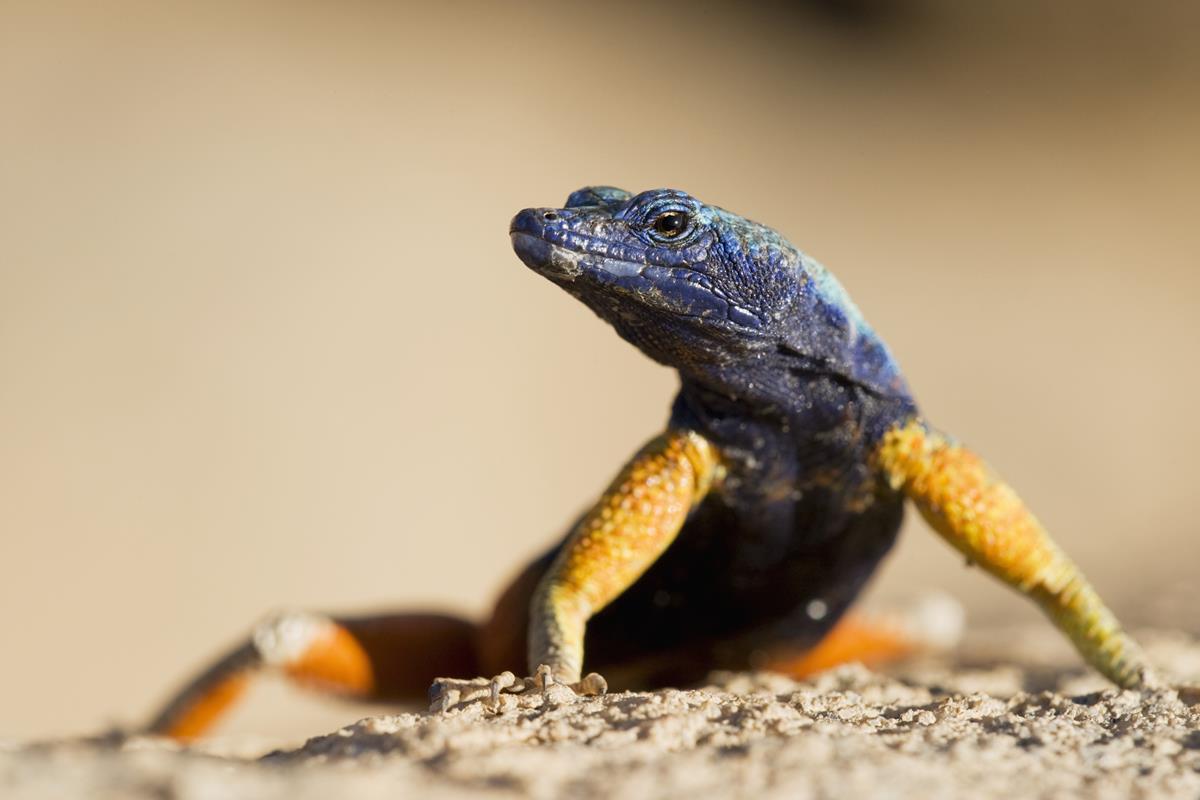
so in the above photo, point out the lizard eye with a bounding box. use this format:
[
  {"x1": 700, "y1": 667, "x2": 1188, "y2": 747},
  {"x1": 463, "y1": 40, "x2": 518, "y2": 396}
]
[{"x1": 650, "y1": 210, "x2": 690, "y2": 240}]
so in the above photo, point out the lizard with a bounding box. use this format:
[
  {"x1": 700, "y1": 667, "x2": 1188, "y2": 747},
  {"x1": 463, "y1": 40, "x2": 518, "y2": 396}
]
[{"x1": 145, "y1": 186, "x2": 1157, "y2": 738}]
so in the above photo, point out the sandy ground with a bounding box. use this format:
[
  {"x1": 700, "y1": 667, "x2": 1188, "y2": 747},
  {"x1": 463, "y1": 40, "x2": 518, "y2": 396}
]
[{"x1": 4, "y1": 627, "x2": 1198, "y2": 800}]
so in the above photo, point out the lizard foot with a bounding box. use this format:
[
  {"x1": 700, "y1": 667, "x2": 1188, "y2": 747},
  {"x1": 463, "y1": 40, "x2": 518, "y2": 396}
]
[{"x1": 428, "y1": 664, "x2": 607, "y2": 713}]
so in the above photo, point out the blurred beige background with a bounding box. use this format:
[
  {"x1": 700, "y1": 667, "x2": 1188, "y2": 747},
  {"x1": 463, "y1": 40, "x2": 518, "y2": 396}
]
[{"x1": 1, "y1": 0, "x2": 1196, "y2": 740}]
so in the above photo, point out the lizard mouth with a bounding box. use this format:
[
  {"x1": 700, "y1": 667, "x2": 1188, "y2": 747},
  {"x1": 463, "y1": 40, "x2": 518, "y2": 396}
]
[
  {"x1": 510, "y1": 232, "x2": 585, "y2": 281},
  {"x1": 511, "y1": 232, "x2": 763, "y2": 330},
  {"x1": 511, "y1": 231, "x2": 649, "y2": 285},
  {"x1": 510, "y1": 207, "x2": 678, "y2": 284}
]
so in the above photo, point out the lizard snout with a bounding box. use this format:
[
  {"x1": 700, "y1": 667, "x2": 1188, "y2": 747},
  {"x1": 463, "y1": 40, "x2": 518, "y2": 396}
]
[{"x1": 509, "y1": 208, "x2": 560, "y2": 237}]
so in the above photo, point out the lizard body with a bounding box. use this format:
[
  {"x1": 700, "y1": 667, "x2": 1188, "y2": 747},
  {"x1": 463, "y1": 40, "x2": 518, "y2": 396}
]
[
  {"x1": 509, "y1": 187, "x2": 917, "y2": 687},
  {"x1": 506, "y1": 187, "x2": 1149, "y2": 692},
  {"x1": 146, "y1": 187, "x2": 1154, "y2": 738}
]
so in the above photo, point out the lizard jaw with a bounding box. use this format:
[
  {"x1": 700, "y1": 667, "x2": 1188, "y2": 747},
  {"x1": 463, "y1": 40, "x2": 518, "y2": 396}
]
[{"x1": 510, "y1": 232, "x2": 584, "y2": 281}]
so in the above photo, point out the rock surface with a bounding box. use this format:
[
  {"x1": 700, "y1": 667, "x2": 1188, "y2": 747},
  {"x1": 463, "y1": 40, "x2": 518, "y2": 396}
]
[{"x1": 4, "y1": 629, "x2": 1199, "y2": 800}]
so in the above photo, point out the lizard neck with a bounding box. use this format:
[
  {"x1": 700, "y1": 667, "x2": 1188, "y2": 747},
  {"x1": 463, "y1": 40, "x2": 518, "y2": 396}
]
[
  {"x1": 672, "y1": 356, "x2": 917, "y2": 451},
  {"x1": 674, "y1": 358, "x2": 796, "y2": 420}
]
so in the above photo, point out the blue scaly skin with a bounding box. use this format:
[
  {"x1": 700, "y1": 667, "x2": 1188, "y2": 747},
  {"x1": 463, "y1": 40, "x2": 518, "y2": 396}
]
[
  {"x1": 505, "y1": 186, "x2": 1154, "y2": 693},
  {"x1": 145, "y1": 187, "x2": 1156, "y2": 739}
]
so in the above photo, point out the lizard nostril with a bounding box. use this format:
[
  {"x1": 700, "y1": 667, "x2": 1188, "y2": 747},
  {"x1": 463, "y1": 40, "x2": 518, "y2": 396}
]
[{"x1": 542, "y1": 211, "x2": 559, "y2": 221}]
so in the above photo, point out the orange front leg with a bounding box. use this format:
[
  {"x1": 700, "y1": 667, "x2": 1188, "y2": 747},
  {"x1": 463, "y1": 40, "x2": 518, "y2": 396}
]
[
  {"x1": 873, "y1": 419, "x2": 1157, "y2": 688},
  {"x1": 429, "y1": 428, "x2": 722, "y2": 708},
  {"x1": 527, "y1": 428, "x2": 721, "y2": 687}
]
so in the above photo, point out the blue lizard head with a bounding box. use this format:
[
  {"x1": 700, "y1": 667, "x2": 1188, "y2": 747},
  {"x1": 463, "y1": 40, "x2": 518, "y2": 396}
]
[{"x1": 510, "y1": 187, "x2": 910, "y2": 401}]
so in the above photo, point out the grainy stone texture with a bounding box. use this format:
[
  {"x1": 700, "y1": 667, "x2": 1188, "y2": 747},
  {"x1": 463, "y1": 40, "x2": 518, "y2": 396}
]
[{"x1": 4, "y1": 629, "x2": 1199, "y2": 800}]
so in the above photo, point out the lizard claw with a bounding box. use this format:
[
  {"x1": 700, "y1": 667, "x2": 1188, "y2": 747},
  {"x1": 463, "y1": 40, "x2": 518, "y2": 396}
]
[
  {"x1": 428, "y1": 666, "x2": 607, "y2": 713},
  {"x1": 574, "y1": 670, "x2": 609, "y2": 696},
  {"x1": 427, "y1": 674, "x2": 491, "y2": 713},
  {"x1": 527, "y1": 663, "x2": 608, "y2": 697}
]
